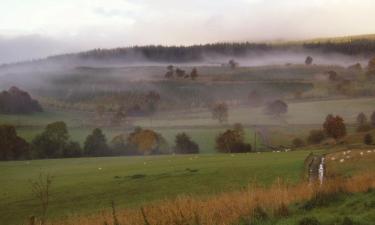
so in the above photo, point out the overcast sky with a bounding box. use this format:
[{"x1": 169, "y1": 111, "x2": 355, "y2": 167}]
[{"x1": 0, "y1": 0, "x2": 375, "y2": 64}]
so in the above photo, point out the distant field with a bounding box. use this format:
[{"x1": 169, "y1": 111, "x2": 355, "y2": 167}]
[{"x1": 0, "y1": 151, "x2": 312, "y2": 225}]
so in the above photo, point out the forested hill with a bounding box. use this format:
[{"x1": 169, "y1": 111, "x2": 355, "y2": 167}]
[{"x1": 2, "y1": 34, "x2": 375, "y2": 68}]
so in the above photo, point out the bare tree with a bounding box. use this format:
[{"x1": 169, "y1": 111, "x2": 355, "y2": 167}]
[{"x1": 30, "y1": 173, "x2": 53, "y2": 225}]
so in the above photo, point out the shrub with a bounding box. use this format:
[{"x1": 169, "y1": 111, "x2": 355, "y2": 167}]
[{"x1": 307, "y1": 130, "x2": 325, "y2": 144}]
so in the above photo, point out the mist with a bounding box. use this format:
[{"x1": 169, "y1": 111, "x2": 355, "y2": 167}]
[{"x1": 1, "y1": 0, "x2": 375, "y2": 64}]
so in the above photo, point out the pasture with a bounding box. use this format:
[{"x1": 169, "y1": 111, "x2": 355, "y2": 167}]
[{"x1": 0, "y1": 151, "x2": 312, "y2": 225}]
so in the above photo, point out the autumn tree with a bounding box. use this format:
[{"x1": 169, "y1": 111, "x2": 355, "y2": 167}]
[
  {"x1": 84, "y1": 128, "x2": 110, "y2": 156},
  {"x1": 265, "y1": 100, "x2": 288, "y2": 116},
  {"x1": 211, "y1": 102, "x2": 229, "y2": 124},
  {"x1": 127, "y1": 127, "x2": 169, "y2": 155},
  {"x1": 0, "y1": 125, "x2": 30, "y2": 160},
  {"x1": 174, "y1": 133, "x2": 199, "y2": 154},
  {"x1": 323, "y1": 114, "x2": 346, "y2": 139},
  {"x1": 305, "y1": 56, "x2": 313, "y2": 65}
]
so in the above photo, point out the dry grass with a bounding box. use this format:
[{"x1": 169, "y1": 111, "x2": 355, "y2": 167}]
[{"x1": 46, "y1": 172, "x2": 375, "y2": 225}]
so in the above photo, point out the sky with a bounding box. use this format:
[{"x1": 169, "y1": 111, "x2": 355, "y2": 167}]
[{"x1": 0, "y1": 0, "x2": 375, "y2": 64}]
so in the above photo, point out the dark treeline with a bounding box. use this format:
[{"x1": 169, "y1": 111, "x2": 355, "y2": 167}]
[
  {"x1": 49, "y1": 39, "x2": 375, "y2": 63},
  {"x1": 3, "y1": 38, "x2": 375, "y2": 68},
  {"x1": 304, "y1": 39, "x2": 375, "y2": 56}
]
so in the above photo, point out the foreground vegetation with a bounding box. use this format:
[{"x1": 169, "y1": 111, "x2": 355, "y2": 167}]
[
  {"x1": 48, "y1": 172, "x2": 375, "y2": 225},
  {"x1": 0, "y1": 151, "x2": 310, "y2": 225}
]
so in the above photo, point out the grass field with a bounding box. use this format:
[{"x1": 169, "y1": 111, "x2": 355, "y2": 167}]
[
  {"x1": 0, "y1": 151, "x2": 312, "y2": 225},
  {"x1": 2, "y1": 96, "x2": 375, "y2": 152}
]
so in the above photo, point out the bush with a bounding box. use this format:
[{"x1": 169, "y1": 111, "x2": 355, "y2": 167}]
[
  {"x1": 292, "y1": 138, "x2": 304, "y2": 148},
  {"x1": 307, "y1": 130, "x2": 325, "y2": 144},
  {"x1": 174, "y1": 133, "x2": 199, "y2": 154},
  {"x1": 364, "y1": 133, "x2": 373, "y2": 145}
]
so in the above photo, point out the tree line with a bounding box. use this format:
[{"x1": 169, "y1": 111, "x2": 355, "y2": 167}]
[
  {"x1": 39, "y1": 39, "x2": 375, "y2": 64},
  {"x1": 0, "y1": 122, "x2": 255, "y2": 161}
]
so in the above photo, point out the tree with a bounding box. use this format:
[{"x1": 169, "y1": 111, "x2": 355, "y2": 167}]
[
  {"x1": 127, "y1": 127, "x2": 169, "y2": 155},
  {"x1": 32, "y1": 121, "x2": 70, "y2": 158},
  {"x1": 305, "y1": 56, "x2": 313, "y2": 65},
  {"x1": 323, "y1": 115, "x2": 346, "y2": 139},
  {"x1": 145, "y1": 91, "x2": 161, "y2": 114},
  {"x1": 307, "y1": 130, "x2": 325, "y2": 144},
  {"x1": 265, "y1": 100, "x2": 288, "y2": 116},
  {"x1": 190, "y1": 67, "x2": 198, "y2": 80},
  {"x1": 357, "y1": 112, "x2": 367, "y2": 126},
  {"x1": 212, "y1": 103, "x2": 229, "y2": 124},
  {"x1": 215, "y1": 124, "x2": 251, "y2": 153},
  {"x1": 0, "y1": 86, "x2": 43, "y2": 114},
  {"x1": 84, "y1": 128, "x2": 110, "y2": 157},
  {"x1": 228, "y1": 59, "x2": 238, "y2": 69},
  {"x1": 174, "y1": 133, "x2": 199, "y2": 154},
  {"x1": 327, "y1": 71, "x2": 339, "y2": 81},
  {"x1": 356, "y1": 112, "x2": 372, "y2": 132},
  {"x1": 364, "y1": 133, "x2": 373, "y2": 145},
  {"x1": 0, "y1": 125, "x2": 30, "y2": 160},
  {"x1": 110, "y1": 134, "x2": 132, "y2": 156}
]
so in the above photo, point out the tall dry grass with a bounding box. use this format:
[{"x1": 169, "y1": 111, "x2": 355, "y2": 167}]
[{"x1": 46, "y1": 172, "x2": 375, "y2": 225}]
